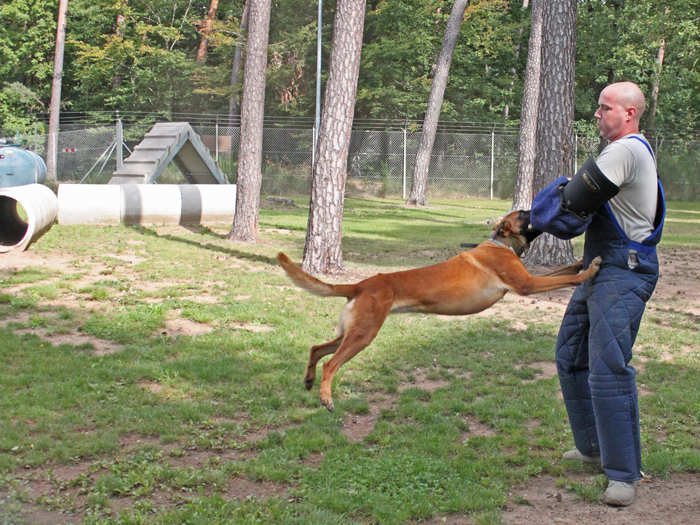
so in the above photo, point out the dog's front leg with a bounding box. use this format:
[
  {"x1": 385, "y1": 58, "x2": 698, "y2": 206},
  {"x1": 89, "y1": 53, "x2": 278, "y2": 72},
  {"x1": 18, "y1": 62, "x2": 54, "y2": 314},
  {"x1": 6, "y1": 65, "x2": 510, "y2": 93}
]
[
  {"x1": 542, "y1": 260, "x2": 584, "y2": 276},
  {"x1": 504, "y1": 256, "x2": 602, "y2": 295}
]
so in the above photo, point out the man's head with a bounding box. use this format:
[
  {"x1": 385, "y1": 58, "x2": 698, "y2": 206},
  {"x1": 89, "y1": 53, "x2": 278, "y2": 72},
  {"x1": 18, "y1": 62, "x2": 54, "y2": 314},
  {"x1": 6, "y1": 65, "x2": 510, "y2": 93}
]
[{"x1": 594, "y1": 82, "x2": 646, "y2": 142}]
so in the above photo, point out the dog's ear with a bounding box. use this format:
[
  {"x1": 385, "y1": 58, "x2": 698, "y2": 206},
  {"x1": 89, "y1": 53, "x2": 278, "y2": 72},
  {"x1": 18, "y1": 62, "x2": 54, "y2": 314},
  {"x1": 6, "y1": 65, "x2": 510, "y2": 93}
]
[{"x1": 494, "y1": 219, "x2": 512, "y2": 238}]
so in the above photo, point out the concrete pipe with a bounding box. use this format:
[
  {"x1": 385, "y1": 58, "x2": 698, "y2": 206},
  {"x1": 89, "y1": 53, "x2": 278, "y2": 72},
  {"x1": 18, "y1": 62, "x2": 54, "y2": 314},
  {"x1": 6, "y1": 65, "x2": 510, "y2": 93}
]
[
  {"x1": 57, "y1": 184, "x2": 238, "y2": 225},
  {"x1": 0, "y1": 184, "x2": 58, "y2": 252}
]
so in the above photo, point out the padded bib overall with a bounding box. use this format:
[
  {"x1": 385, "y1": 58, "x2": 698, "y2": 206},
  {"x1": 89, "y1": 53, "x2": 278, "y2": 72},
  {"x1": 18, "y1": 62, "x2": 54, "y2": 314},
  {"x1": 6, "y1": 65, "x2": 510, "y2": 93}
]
[{"x1": 534, "y1": 137, "x2": 666, "y2": 481}]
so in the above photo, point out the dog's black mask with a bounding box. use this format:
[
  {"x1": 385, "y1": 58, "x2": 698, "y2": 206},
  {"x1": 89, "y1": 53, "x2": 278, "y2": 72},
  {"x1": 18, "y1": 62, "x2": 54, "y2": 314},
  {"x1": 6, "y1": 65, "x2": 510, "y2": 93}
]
[{"x1": 518, "y1": 210, "x2": 543, "y2": 243}]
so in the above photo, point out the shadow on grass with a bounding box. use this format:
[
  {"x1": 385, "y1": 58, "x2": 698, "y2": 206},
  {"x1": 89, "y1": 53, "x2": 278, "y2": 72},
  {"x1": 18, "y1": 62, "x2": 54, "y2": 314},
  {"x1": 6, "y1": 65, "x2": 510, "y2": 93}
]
[{"x1": 127, "y1": 225, "x2": 279, "y2": 266}]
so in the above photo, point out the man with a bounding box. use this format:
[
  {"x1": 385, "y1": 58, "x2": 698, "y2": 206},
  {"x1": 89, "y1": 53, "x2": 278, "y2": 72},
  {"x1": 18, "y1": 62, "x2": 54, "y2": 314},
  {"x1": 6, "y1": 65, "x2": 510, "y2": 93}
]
[{"x1": 530, "y1": 82, "x2": 666, "y2": 506}]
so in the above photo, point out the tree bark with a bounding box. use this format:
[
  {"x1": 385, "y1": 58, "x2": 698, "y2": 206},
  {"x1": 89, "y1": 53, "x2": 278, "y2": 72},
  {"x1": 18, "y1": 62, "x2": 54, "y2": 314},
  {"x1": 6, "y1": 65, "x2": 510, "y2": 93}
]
[
  {"x1": 228, "y1": 0, "x2": 250, "y2": 119},
  {"x1": 647, "y1": 38, "x2": 665, "y2": 137},
  {"x1": 302, "y1": 0, "x2": 366, "y2": 275},
  {"x1": 512, "y1": 0, "x2": 542, "y2": 210},
  {"x1": 406, "y1": 0, "x2": 468, "y2": 206},
  {"x1": 196, "y1": 0, "x2": 220, "y2": 63},
  {"x1": 503, "y1": 0, "x2": 529, "y2": 121},
  {"x1": 524, "y1": 0, "x2": 577, "y2": 266},
  {"x1": 229, "y1": 0, "x2": 272, "y2": 242},
  {"x1": 113, "y1": 8, "x2": 127, "y2": 90},
  {"x1": 46, "y1": 0, "x2": 69, "y2": 184}
]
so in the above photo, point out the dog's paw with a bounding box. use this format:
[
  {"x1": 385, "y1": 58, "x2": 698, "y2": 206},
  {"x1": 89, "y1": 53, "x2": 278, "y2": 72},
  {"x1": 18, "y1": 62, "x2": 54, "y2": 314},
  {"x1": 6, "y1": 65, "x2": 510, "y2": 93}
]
[
  {"x1": 588, "y1": 256, "x2": 602, "y2": 274},
  {"x1": 304, "y1": 376, "x2": 314, "y2": 390},
  {"x1": 321, "y1": 398, "x2": 334, "y2": 412}
]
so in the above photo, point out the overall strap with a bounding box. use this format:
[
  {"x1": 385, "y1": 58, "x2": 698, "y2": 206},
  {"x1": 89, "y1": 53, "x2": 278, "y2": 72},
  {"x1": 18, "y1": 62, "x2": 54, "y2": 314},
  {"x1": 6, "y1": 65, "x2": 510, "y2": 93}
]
[
  {"x1": 626, "y1": 136, "x2": 665, "y2": 245},
  {"x1": 629, "y1": 136, "x2": 657, "y2": 169}
]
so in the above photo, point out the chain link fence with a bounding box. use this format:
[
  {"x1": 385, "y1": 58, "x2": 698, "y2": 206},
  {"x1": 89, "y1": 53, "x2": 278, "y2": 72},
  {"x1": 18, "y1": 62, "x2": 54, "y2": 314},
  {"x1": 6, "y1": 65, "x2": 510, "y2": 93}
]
[{"x1": 2, "y1": 122, "x2": 697, "y2": 201}]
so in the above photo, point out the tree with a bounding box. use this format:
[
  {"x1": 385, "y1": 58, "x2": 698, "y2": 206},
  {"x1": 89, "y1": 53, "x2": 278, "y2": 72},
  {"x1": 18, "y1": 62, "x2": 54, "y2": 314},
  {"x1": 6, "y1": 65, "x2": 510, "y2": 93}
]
[
  {"x1": 503, "y1": 0, "x2": 529, "y2": 121},
  {"x1": 69, "y1": 0, "x2": 198, "y2": 113},
  {"x1": 405, "y1": 0, "x2": 468, "y2": 206},
  {"x1": 46, "y1": 0, "x2": 68, "y2": 184},
  {"x1": 229, "y1": 0, "x2": 272, "y2": 242},
  {"x1": 524, "y1": 0, "x2": 577, "y2": 266},
  {"x1": 228, "y1": 0, "x2": 249, "y2": 119},
  {"x1": 196, "y1": 0, "x2": 220, "y2": 63},
  {"x1": 0, "y1": 0, "x2": 57, "y2": 131},
  {"x1": 512, "y1": 0, "x2": 542, "y2": 210},
  {"x1": 647, "y1": 37, "x2": 665, "y2": 136},
  {"x1": 302, "y1": 0, "x2": 366, "y2": 274}
]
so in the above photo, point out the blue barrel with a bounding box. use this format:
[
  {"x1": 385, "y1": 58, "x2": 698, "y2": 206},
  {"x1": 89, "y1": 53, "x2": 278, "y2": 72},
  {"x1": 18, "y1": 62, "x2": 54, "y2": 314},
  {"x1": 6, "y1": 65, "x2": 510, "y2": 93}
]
[{"x1": 0, "y1": 145, "x2": 48, "y2": 188}]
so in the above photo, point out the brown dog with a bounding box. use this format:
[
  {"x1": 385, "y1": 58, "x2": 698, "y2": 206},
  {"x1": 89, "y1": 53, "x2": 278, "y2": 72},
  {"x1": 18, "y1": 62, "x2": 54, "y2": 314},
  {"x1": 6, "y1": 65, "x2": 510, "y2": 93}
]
[{"x1": 278, "y1": 210, "x2": 601, "y2": 411}]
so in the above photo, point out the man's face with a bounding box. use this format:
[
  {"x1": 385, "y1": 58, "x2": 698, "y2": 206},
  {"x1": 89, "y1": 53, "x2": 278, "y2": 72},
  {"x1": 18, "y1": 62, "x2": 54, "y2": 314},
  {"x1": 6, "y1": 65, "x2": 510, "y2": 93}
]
[{"x1": 594, "y1": 87, "x2": 628, "y2": 141}]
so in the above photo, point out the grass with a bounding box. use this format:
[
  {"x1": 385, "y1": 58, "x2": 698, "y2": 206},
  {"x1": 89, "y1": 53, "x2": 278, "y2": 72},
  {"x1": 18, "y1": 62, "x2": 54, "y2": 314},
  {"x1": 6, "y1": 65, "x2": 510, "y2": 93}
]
[{"x1": 0, "y1": 196, "x2": 698, "y2": 524}]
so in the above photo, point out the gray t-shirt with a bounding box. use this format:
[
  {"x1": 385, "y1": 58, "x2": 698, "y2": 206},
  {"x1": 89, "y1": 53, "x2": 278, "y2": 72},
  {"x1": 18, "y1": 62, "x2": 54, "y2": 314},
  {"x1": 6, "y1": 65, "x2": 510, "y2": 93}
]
[{"x1": 596, "y1": 134, "x2": 658, "y2": 242}]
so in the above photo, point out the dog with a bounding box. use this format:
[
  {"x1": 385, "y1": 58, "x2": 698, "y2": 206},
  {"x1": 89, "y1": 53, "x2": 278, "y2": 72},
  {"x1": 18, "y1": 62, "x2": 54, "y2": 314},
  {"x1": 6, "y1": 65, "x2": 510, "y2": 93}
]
[{"x1": 277, "y1": 210, "x2": 601, "y2": 411}]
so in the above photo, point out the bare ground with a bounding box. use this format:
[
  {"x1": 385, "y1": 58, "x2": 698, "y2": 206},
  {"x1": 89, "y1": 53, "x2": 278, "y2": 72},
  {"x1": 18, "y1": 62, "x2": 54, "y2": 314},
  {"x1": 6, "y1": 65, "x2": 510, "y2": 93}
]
[{"x1": 1, "y1": 243, "x2": 698, "y2": 524}]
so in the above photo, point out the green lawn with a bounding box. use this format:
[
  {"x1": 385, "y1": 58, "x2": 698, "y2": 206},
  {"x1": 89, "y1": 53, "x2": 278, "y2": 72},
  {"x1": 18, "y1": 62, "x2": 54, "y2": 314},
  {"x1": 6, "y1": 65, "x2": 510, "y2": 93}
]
[{"x1": 0, "y1": 196, "x2": 698, "y2": 524}]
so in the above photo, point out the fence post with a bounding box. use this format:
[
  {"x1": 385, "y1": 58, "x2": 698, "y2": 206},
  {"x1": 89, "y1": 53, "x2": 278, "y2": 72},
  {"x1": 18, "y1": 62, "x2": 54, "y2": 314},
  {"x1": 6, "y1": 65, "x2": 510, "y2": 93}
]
[
  {"x1": 311, "y1": 125, "x2": 316, "y2": 170},
  {"x1": 403, "y1": 125, "x2": 407, "y2": 200},
  {"x1": 215, "y1": 119, "x2": 219, "y2": 162},
  {"x1": 490, "y1": 129, "x2": 495, "y2": 200},
  {"x1": 116, "y1": 114, "x2": 124, "y2": 171}
]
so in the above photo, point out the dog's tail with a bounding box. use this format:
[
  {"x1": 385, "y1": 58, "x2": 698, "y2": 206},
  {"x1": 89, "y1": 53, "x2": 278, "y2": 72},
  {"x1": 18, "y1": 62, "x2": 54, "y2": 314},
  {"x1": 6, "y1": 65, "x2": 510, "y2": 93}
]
[{"x1": 277, "y1": 252, "x2": 358, "y2": 299}]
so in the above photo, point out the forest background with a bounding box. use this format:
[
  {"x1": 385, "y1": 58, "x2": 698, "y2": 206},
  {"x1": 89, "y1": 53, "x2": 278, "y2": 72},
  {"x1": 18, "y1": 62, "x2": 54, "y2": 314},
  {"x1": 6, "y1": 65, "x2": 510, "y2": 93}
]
[{"x1": 0, "y1": 0, "x2": 697, "y2": 140}]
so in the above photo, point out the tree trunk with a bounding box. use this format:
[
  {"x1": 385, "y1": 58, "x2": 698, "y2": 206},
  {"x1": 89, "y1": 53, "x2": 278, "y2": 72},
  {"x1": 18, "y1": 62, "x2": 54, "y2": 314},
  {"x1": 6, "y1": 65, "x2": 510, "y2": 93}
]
[
  {"x1": 406, "y1": 0, "x2": 468, "y2": 206},
  {"x1": 229, "y1": 0, "x2": 272, "y2": 242},
  {"x1": 302, "y1": 0, "x2": 366, "y2": 275},
  {"x1": 503, "y1": 0, "x2": 529, "y2": 121},
  {"x1": 647, "y1": 38, "x2": 665, "y2": 137},
  {"x1": 46, "y1": 0, "x2": 69, "y2": 184},
  {"x1": 196, "y1": 0, "x2": 220, "y2": 63},
  {"x1": 512, "y1": 0, "x2": 543, "y2": 210},
  {"x1": 113, "y1": 9, "x2": 127, "y2": 90},
  {"x1": 524, "y1": 0, "x2": 577, "y2": 266},
  {"x1": 228, "y1": 1, "x2": 250, "y2": 119}
]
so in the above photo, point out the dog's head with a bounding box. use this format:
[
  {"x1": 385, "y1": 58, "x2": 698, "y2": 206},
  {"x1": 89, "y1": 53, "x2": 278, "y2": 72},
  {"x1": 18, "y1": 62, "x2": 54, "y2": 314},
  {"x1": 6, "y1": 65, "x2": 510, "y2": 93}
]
[{"x1": 490, "y1": 210, "x2": 542, "y2": 255}]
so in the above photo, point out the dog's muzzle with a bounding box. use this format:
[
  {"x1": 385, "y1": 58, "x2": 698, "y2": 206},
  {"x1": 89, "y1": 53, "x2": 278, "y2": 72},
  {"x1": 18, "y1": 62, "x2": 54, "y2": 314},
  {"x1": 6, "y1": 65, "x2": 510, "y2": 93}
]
[{"x1": 524, "y1": 224, "x2": 543, "y2": 243}]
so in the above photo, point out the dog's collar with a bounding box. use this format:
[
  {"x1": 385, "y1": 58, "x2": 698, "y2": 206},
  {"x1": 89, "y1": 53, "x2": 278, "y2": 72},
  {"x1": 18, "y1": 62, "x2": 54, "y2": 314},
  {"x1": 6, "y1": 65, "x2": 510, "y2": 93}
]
[
  {"x1": 486, "y1": 238, "x2": 516, "y2": 253},
  {"x1": 486, "y1": 236, "x2": 528, "y2": 256}
]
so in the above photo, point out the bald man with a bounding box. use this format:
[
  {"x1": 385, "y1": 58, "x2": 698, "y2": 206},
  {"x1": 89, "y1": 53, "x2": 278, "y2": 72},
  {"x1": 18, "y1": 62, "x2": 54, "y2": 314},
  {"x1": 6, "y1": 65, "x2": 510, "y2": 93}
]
[{"x1": 530, "y1": 82, "x2": 666, "y2": 506}]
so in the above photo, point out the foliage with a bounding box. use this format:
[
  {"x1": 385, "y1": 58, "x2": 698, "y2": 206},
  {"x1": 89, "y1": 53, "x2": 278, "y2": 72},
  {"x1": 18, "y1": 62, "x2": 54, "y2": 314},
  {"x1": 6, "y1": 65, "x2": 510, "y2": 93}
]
[
  {"x1": 0, "y1": 0, "x2": 697, "y2": 138},
  {"x1": 0, "y1": 82, "x2": 45, "y2": 132},
  {"x1": 576, "y1": 0, "x2": 699, "y2": 136}
]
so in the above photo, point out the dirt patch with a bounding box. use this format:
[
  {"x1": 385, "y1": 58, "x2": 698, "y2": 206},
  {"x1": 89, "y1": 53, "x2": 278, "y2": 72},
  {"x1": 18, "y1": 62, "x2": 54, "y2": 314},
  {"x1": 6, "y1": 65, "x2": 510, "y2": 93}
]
[
  {"x1": 461, "y1": 415, "x2": 497, "y2": 441},
  {"x1": 225, "y1": 476, "x2": 290, "y2": 500},
  {"x1": 516, "y1": 360, "x2": 558, "y2": 382},
  {"x1": 2, "y1": 314, "x2": 125, "y2": 356},
  {"x1": 162, "y1": 317, "x2": 213, "y2": 337},
  {"x1": 229, "y1": 321, "x2": 275, "y2": 332},
  {"x1": 399, "y1": 367, "x2": 450, "y2": 392},
  {"x1": 502, "y1": 473, "x2": 700, "y2": 525}
]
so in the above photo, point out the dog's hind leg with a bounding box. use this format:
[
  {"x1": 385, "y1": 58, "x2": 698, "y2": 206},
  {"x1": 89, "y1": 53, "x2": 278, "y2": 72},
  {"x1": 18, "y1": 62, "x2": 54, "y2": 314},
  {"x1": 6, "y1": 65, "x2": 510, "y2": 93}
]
[
  {"x1": 319, "y1": 292, "x2": 392, "y2": 411},
  {"x1": 305, "y1": 336, "x2": 342, "y2": 390}
]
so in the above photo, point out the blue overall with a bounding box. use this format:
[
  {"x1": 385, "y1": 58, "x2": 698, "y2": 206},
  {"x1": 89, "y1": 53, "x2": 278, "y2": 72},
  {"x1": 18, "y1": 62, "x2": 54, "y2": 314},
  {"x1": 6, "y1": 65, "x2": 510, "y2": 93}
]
[{"x1": 531, "y1": 137, "x2": 665, "y2": 482}]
